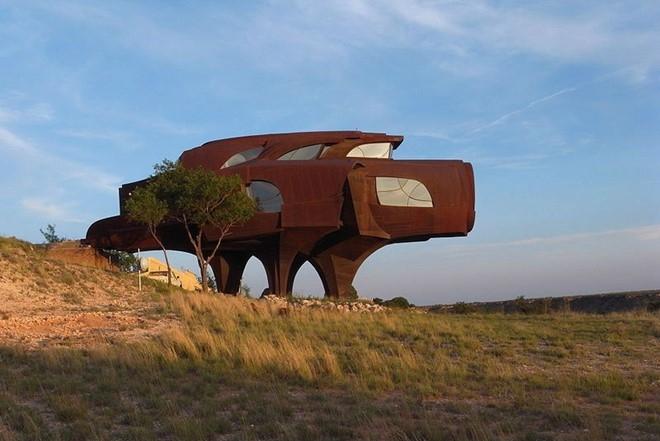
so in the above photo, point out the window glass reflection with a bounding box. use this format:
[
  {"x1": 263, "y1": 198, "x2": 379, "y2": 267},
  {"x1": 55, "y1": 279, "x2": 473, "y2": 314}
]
[
  {"x1": 347, "y1": 142, "x2": 392, "y2": 159},
  {"x1": 221, "y1": 147, "x2": 263, "y2": 168},
  {"x1": 247, "y1": 181, "x2": 283, "y2": 212},
  {"x1": 376, "y1": 177, "x2": 433, "y2": 207},
  {"x1": 278, "y1": 144, "x2": 323, "y2": 160}
]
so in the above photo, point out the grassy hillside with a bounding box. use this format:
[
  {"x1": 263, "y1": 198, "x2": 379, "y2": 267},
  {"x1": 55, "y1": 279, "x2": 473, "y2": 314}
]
[{"x1": 0, "y1": 236, "x2": 658, "y2": 440}]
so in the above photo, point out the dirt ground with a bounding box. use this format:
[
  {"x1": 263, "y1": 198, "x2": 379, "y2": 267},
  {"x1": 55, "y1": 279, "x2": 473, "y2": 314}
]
[{"x1": 0, "y1": 244, "x2": 177, "y2": 349}]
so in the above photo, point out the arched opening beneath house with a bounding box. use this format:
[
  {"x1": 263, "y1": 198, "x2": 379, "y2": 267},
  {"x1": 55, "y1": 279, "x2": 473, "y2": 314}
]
[
  {"x1": 350, "y1": 246, "x2": 395, "y2": 300},
  {"x1": 241, "y1": 256, "x2": 270, "y2": 298},
  {"x1": 291, "y1": 261, "x2": 325, "y2": 299},
  {"x1": 133, "y1": 249, "x2": 202, "y2": 290}
]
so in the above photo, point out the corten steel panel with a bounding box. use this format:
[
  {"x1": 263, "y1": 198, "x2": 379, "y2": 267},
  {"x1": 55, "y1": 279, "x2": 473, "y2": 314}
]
[{"x1": 86, "y1": 131, "x2": 475, "y2": 298}]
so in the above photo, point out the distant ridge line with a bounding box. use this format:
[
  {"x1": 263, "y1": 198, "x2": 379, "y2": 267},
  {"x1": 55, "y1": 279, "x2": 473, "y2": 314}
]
[{"x1": 428, "y1": 290, "x2": 660, "y2": 314}]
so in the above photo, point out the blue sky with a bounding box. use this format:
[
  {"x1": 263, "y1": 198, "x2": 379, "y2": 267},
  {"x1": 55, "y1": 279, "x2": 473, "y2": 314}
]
[{"x1": 1, "y1": 1, "x2": 659, "y2": 304}]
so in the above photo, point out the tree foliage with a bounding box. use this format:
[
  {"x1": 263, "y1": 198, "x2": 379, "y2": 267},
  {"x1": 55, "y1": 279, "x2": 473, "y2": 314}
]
[
  {"x1": 105, "y1": 250, "x2": 140, "y2": 272},
  {"x1": 240, "y1": 281, "x2": 252, "y2": 298},
  {"x1": 40, "y1": 224, "x2": 65, "y2": 244},
  {"x1": 153, "y1": 160, "x2": 255, "y2": 231},
  {"x1": 148, "y1": 160, "x2": 256, "y2": 292},
  {"x1": 382, "y1": 296, "x2": 413, "y2": 308},
  {"x1": 124, "y1": 186, "x2": 168, "y2": 227},
  {"x1": 124, "y1": 185, "x2": 172, "y2": 285},
  {"x1": 346, "y1": 284, "x2": 359, "y2": 300},
  {"x1": 197, "y1": 271, "x2": 217, "y2": 292}
]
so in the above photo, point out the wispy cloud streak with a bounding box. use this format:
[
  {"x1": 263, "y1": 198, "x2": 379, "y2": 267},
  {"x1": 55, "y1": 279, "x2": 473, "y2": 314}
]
[
  {"x1": 18, "y1": 1, "x2": 660, "y2": 73},
  {"x1": 0, "y1": 125, "x2": 120, "y2": 193},
  {"x1": 469, "y1": 87, "x2": 578, "y2": 135},
  {"x1": 445, "y1": 224, "x2": 660, "y2": 257},
  {"x1": 21, "y1": 197, "x2": 84, "y2": 223}
]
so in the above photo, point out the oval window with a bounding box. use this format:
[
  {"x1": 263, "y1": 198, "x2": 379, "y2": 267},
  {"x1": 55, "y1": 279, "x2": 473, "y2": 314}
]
[
  {"x1": 347, "y1": 142, "x2": 392, "y2": 159},
  {"x1": 246, "y1": 181, "x2": 283, "y2": 213},
  {"x1": 277, "y1": 144, "x2": 324, "y2": 160},
  {"x1": 376, "y1": 177, "x2": 433, "y2": 207},
  {"x1": 221, "y1": 147, "x2": 264, "y2": 169}
]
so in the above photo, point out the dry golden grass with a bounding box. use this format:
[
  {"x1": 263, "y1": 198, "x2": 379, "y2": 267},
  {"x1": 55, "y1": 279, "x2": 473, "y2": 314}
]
[
  {"x1": 0, "y1": 236, "x2": 658, "y2": 440},
  {"x1": 143, "y1": 293, "x2": 659, "y2": 399}
]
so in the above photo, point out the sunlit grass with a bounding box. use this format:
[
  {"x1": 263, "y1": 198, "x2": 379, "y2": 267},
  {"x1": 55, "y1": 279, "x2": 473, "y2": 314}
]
[{"x1": 0, "y1": 236, "x2": 658, "y2": 440}]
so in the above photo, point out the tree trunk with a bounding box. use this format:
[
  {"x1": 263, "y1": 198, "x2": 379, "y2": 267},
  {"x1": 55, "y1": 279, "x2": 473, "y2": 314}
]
[
  {"x1": 200, "y1": 261, "x2": 208, "y2": 293},
  {"x1": 181, "y1": 221, "x2": 206, "y2": 293},
  {"x1": 150, "y1": 228, "x2": 172, "y2": 286},
  {"x1": 181, "y1": 220, "x2": 226, "y2": 294},
  {"x1": 162, "y1": 248, "x2": 172, "y2": 286}
]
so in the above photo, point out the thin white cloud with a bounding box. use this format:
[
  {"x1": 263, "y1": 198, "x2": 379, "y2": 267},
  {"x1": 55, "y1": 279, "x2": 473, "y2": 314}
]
[
  {"x1": 503, "y1": 224, "x2": 660, "y2": 246},
  {"x1": 362, "y1": 0, "x2": 660, "y2": 68},
  {"x1": 23, "y1": 102, "x2": 53, "y2": 121},
  {"x1": 0, "y1": 125, "x2": 120, "y2": 193},
  {"x1": 632, "y1": 225, "x2": 660, "y2": 241},
  {"x1": 408, "y1": 130, "x2": 461, "y2": 143},
  {"x1": 473, "y1": 153, "x2": 554, "y2": 170},
  {"x1": 140, "y1": 117, "x2": 202, "y2": 137},
  {"x1": 22, "y1": 0, "x2": 660, "y2": 73},
  {"x1": 57, "y1": 128, "x2": 132, "y2": 142},
  {"x1": 0, "y1": 126, "x2": 40, "y2": 155},
  {"x1": 469, "y1": 87, "x2": 577, "y2": 135},
  {"x1": 21, "y1": 197, "x2": 84, "y2": 223},
  {"x1": 445, "y1": 224, "x2": 660, "y2": 257},
  {"x1": 0, "y1": 100, "x2": 54, "y2": 123}
]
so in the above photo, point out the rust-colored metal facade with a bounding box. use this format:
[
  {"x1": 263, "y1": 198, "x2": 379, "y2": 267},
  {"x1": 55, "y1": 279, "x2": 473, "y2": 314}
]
[{"x1": 86, "y1": 131, "x2": 475, "y2": 298}]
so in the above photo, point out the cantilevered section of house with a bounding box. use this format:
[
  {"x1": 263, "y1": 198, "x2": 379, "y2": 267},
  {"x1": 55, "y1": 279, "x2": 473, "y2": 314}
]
[{"x1": 86, "y1": 131, "x2": 475, "y2": 298}]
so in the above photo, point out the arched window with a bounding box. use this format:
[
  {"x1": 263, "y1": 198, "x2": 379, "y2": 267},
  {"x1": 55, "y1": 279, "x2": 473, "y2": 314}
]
[
  {"x1": 376, "y1": 177, "x2": 433, "y2": 207},
  {"x1": 246, "y1": 181, "x2": 283, "y2": 213},
  {"x1": 277, "y1": 144, "x2": 324, "y2": 160},
  {"x1": 221, "y1": 147, "x2": 263, "y2": 169},
  {"x1": 347, "y1": 142, "x2": 392, "y2": 159}
]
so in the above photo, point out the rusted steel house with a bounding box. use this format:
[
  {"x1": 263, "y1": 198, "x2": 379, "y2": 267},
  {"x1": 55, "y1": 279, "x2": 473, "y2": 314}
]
[{"x1": 86, "y1": 131, "x2": 475, "y2": 298}]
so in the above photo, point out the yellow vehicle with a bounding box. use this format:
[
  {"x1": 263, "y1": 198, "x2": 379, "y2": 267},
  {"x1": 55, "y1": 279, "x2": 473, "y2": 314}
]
[{"x1": 139, "y1": 257, "x2": 201, "y2": 291}]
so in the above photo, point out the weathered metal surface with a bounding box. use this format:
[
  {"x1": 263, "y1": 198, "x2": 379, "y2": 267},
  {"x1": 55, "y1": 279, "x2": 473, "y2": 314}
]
[{"x1": 86, "y1": 131, "x2": 476, "y2": 298}]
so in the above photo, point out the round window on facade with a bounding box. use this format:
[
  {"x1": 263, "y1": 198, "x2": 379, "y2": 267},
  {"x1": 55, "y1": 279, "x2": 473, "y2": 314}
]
[{"x1": 246, "y1": 181, "x2": 283, "y2": 213}]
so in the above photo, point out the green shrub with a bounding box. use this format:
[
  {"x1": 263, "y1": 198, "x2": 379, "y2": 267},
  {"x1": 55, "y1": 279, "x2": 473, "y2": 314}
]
[
  {"x1": 530, "y1": 298, "x2": 552, "y2": 314},
  {"x1": 453, "y1": 302, "x2": 477, "y2": 314},
  {"x1": 382, "y1": 296, "x2": 412, "y2": 308},
  {"x1": 40, "y1": 224, "x2": 65, "y2": 244},
  {"x1": 105, "y1": 250, "x2": 140, "y2": 272}
]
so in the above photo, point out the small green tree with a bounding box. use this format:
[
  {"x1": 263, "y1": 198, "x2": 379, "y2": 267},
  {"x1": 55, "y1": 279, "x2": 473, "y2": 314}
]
[
  {"x1": 40, "y1": 224, "x2": 65, "y2": 244},
  {"x1": 197, "y1": 271, "x2": 217, "y2": 292},
  {"x1": 382, "y1": 296, "x2": 413, "y2": 308},
  {"x1": 105, "y1": 250, "x2": 140, "y2": 272},
  {"x1": 240, "y1": 280, "x2": 251, "y2": 298},
  {"x1": 152, "y1": 160, "x2": 256, "y2": 292},
  {"x1": 124, "y1": 186, "x2": 172, "y2": 285},
  {"x1": 346, "y1": 284, "x2": 359, "y2": 300}
]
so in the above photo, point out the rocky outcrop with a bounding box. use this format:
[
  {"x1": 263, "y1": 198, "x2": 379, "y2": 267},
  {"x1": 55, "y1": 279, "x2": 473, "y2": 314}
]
[
  {"x1": 45, "y1": 240, "x2": 115, "y2": 271},
  {"x1": 261, "y1": 295, "x2": 386, "y2": 313}
]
